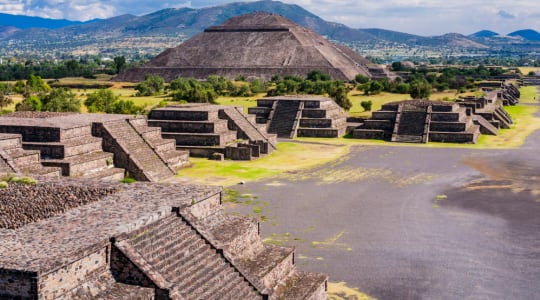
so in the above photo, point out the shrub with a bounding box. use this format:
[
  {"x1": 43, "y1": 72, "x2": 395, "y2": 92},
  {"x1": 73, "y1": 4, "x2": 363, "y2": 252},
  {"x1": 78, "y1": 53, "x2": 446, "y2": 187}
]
[{"x1": 361, "y1": 100, "x2": 373, "y2": 111}]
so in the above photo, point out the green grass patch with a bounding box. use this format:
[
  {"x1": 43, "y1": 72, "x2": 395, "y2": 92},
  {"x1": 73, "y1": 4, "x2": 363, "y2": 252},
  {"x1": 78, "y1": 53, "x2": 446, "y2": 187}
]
[
  {"x1": 177, "y1": 141, "x2": 349, "y2": 186},
  {"x1": 519, "y1": 86, "x2": 540, "y2": 104},
  {"x1": 215, "y1": 94, "x2": 263, "y2": 114},
  {"x1": 120, "y1": 177, "x2": 137, "y2": 184}
]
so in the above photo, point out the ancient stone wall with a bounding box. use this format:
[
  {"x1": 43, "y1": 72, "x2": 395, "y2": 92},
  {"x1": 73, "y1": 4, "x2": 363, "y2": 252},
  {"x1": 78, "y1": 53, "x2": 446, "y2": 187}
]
[
  {"x1": 39, "y1": 248, "x2": 108, "y2": 299},
  {"x1": 0, "y1": 126, "x2": 61, "y2": 142}
]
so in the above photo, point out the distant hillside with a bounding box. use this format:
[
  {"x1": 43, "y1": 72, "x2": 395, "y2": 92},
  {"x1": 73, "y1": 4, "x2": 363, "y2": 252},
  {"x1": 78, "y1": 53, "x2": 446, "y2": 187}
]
[
  {"x1": 508, "y1": 29, "x2": 540, "y2": 41},
  {"x1": 0, "y1": 13, "x2": 94, "y2": 29},
  {"x1": 0, "y1": 26, "x2": 20, "y2": 39},
  {"x1": 470, "y1": 30, "x2": 500, "y2": 38},
  {"x1": 3, "y1": 0, "x2": 539, "y2": 58}
]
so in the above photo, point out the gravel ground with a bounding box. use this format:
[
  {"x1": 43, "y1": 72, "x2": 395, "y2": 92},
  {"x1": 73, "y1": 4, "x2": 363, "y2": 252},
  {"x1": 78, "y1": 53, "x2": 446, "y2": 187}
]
[{"x1": 226, "y1": 126, "x2": 540, "y2": 299}]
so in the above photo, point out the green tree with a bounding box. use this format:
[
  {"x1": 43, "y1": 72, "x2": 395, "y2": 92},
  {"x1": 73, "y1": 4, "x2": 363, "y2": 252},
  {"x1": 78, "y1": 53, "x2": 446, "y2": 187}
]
[
  {"x1": 135, "y1": 74, "x2": 164, "y2": 96},
  {"x1": 26, "y1": 75, "x2": 51, "y2": 94},
  {"x1": 0, "y1": 92, "x2": 13, "y2": 110},
  {"x1": 307, "y1": 70, "x2": 331, "y2": 81},
  {"x1": 409, "y1": 80, "x2": 432, "y2": 99},
  {"x1": 327, "y1": 82, "x2": 352, "y2": 111},
  {"x1": 355, "y1": 74, "x2": 370, "y2": 84},
  {"x1": 114, "y1": 56, "x2": 127, "y2": 74},
  {"x1": 85, "y1": 89, "x2": 120, "y2": 113},
  {"x1": 16, "y1": 95, "x2": 42, "y2": 112},
  {"x1": 110, "y1": 100, "x2": 145, "y2": 114},
  {"x1": 41, "y1": 88, "x2": 81, "y2": 112}
]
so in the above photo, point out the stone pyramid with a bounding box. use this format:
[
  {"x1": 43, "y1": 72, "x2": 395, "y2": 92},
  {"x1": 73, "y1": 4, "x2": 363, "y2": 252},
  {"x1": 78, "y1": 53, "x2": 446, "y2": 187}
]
[{"x1": 117, "y1": 12, "x2": 375, "y2": 81}]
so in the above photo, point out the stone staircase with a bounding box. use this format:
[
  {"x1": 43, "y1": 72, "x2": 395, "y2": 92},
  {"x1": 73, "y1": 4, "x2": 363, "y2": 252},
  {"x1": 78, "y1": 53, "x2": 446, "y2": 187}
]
[
  {"x1": 128, "y1": 118, "x2": 190, "y2": 171},
  {"x1": 189, "y1": 209, "x2": 328, "y2": 300},
  {"x1": 114, "y1": 214, "x2": 260, "y2": 299},
  {"x1": 219, "y1": 106, "x2": 277, "y2": 152},
  {"x1": 0, "y1": 133, "x2": 61, "y2": 176},
  {"x1": 353, "y1": 100, "x2": 482, "y2": 144},
  {"x1": 250, "y1": 96, "x2": 348, "y2": 139},
  {"x1": 391, "y1": 105, "x2": 429, "y2": 143},
  {"x1": 99, "y1": 120, "x2": 176, "y2": 182},
  {"x1": 268, "y1": 100, "x2": 302, "y2": 138}
]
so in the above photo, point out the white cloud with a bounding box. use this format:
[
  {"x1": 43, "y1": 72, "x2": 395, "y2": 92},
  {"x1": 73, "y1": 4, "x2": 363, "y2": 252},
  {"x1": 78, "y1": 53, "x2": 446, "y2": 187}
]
[{"x1": 0, "y1": 0, "x2": 539, "y2": 35}]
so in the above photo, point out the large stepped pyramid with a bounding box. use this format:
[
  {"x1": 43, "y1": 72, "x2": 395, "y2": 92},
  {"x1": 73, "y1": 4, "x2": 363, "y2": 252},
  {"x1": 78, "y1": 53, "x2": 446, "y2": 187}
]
[
  {"x1": 149, "y1": 104, "x2": 277, "y2": 160},
  {"x1": 1, "y1": 178, "x2": 328, "y2": 299},
  {"x1": 353, "y1": 100, "x2": 483, "y2": 143},
  {"x1": 116, "y1": 12, "x2": 380, "y2": 82},
  {"x1": 249, "y1": 96, "x2": 347, "y2": 138},
  {"x1": 0, "y1": 112, "x2": 189, "y2": 181}
]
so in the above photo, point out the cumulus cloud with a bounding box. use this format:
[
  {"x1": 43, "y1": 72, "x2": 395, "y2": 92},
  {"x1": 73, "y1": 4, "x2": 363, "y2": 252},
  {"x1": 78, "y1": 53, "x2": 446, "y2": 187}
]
[{"x1": 0, "y1": 0, "x2": 539, "y2": 35}]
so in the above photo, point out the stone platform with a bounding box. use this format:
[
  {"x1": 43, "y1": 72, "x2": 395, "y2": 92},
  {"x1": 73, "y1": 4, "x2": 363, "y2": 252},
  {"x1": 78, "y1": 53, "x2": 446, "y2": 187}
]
[
  {"x1": 149, "y1": 104, "x2": 277, "y2": 160},
  {"x1": 352, "y1": 100, "x2": 483, "y2": 144},
  {"x1": 0, "y1": 112, "x2": 189, "y2": 182},
  {"x1": 0, "y1": 177, "x2": 328, "y2": 299},
  {"x1": 248, "y1": 95, "x2": 348, "y2": 139}
]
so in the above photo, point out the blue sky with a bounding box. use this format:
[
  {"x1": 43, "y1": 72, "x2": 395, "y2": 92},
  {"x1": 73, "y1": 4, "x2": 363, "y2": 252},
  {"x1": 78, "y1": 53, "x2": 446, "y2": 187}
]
[{"x1": 0, "y1": 0, "x2": 539, "y2": 36}]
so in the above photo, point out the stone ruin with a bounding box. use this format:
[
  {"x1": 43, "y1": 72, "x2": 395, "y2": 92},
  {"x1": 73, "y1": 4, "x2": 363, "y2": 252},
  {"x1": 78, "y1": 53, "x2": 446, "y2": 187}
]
[
  {"x1": 115, "y1": 12, "x2": 381, "y2": 82},
  {"x1": 0, "y1": 112, "x2": 189, "y2": 182},
  {"x1": 352, "y1": 92, "x2": 514, "y2": 143},
  {"x1": 149, "y1": 104, "x2": 277, "y2": 160},
  {"x1": 248, "y1": 96, "x2": 348, "y2": 138},
  {"x1": 478, "y1": 81, "x2": 520, "y2": 105},
  {"x1": 0, "y1": 177, "x2": 328, "y2": 299},
  {"x1": 519, "y1": 74, "x2": 540, "y2": 86}
]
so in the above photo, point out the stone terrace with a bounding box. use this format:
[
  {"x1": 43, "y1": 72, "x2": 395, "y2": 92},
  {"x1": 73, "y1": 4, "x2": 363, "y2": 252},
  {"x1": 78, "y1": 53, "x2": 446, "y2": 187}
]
[
  {"x1": 0, "y1": 112, "x2": 189, "y2": 182},
  {"x1": 352, "y1": 100, "x2": 482, "y2": 143},
  {"x1": 149, "y1": 104, "x2": 277, "y2": 160},
  {"x1": 249, "y1": 95, "x2": 347, "y2": 139},
  {"x1": 0, "y1": 178, "x2": 327, "y2": 299}
]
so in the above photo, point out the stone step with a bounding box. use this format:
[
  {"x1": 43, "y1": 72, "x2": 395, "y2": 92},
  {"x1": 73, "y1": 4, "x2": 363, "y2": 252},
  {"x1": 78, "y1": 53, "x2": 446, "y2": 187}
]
[
  {"x1": 103, "y1": 121, "x2": 174, "y2": 182},
  {"x1": 187, "y1": 263, "x2": 249, "y2": 299},
  {"x1": 22, "y1": 137, "x2": 102, "y2": 159},
  {"x1": 0, "y1": 134, "x2": 22, "y2": 150},
  {"x1": 22, "y1": 165, "x2": 62, "y2": 177},
  {"x1": 219, "y1": 275, "x2": 260, "y2": 300},
  {"x1": 176, "y1": 256, "x2": 225, "y2": 294},
  {"x1": 162, "y1": 131, "x2": 237, "y2": 147},
  {"x1": 392, "y1": 135, "x2": 424, "y2": 143},
  {"x1": 130, "y1": 215, "x2": 187, "y2": 251},
  {"x1": 0, "y1": 158, "x2": 14, "y2": 173},
  {"x1": 352, "y1": 128, "x2": 387, "y2": 140},
  {"x1": 41, "y1": 151, "x2": 115, "y2": 177},
  {"x1": 149, "y1": 109, "x2": 219, "y2": 122},
  {"x1": 272, "y1": 271, "x2": 328, "y2": 300},
  {"x1": 84, "y1": 167, "x2": 124, "y2": 181},
  {"x1": 297, "y1": 127, "x2": 345, "y2": 138},
  {"x1": 4, "y1": 148, "x2": 41, "y2": 169},
  {"x1": 150, "y1": 232, "x2": 202, "y2": 270},
  {"x1": 148, "y1": 119, "x2": 229, "y2": 134},
  {"x1": 158, "y1": 149, "x2": 190, "y2": 170},
  {"x1": 207, "y1": 214, "x2": 263, "y2": 259},
  {"x1": 195, "y1": 269, "x2": 244, "y2": 300},
  {"x1": 163, "y1": 240, "x2": 209, "y2": 280},
  {"x1": 236, "y1": 244, "x2": 295, "y2": 291}
]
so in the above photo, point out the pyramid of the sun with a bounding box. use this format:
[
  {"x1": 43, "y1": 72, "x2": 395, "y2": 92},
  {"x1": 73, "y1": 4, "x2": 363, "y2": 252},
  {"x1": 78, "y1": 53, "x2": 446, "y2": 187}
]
[{"x1": 116, "y1": 12, "x2": 376, "y2": 81}]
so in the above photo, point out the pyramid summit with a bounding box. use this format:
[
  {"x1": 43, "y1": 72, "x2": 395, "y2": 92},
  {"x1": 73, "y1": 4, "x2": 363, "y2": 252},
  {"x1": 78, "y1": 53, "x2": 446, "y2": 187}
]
[{"x1": 116, "y1": 12, "x2": 378, "y2": 81}]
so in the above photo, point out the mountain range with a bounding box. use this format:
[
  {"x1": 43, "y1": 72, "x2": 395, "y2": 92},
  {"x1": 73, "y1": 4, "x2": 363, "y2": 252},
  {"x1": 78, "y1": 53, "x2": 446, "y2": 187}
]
[{"x1": 0, "y1": 1, "x2": 539, "y2": 59}]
